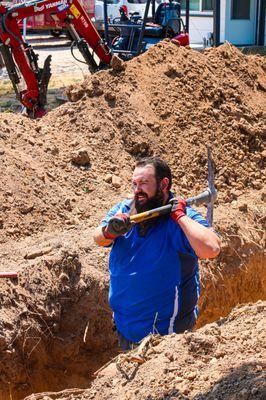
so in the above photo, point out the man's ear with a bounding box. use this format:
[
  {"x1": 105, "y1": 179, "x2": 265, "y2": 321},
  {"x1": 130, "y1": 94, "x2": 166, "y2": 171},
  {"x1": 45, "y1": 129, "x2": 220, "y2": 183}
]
[{"x1": 160, "y1": 177, "x2": 169, "y2": 191}]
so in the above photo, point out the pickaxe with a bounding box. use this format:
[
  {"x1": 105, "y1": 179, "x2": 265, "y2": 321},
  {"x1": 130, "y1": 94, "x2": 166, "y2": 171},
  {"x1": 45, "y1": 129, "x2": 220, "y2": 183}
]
[{"x1": 129, "y1": 147, "x2": 217, "y2": 226}]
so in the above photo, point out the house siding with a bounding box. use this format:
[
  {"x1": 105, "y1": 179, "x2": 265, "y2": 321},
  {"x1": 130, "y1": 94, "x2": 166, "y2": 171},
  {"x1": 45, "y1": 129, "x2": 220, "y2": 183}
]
[
  {"x1": 181, "y1": 14, "x2": 213, "y2": 43},
  {"x1": 220, "y1": 0, "x2": 226, "y2": 42}
]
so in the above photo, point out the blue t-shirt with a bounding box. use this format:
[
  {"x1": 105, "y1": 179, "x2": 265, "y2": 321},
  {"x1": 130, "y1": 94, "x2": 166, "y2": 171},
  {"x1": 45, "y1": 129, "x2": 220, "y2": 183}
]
[{"x1": 101, "y1": 197, "x2": 209, "y2": 343}]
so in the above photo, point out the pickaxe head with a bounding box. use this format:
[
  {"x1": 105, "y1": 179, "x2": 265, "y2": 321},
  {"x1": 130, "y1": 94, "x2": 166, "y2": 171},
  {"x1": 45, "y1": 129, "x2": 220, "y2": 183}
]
[{"x1": 185, "y1": 147, "x2": 217, "y2": 226}]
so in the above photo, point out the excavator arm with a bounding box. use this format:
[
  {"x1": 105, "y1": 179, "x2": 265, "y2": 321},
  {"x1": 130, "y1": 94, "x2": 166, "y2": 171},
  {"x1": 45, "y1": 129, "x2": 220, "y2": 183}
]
[{"x1": 0, "y1": 0, "x2": 114, "y2": 117}]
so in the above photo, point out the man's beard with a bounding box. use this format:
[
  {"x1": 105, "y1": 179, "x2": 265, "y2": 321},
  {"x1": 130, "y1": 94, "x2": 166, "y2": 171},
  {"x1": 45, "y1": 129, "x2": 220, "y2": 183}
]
[{"x1": 135, "y1": 185, "x2": 164, "y2": 214}]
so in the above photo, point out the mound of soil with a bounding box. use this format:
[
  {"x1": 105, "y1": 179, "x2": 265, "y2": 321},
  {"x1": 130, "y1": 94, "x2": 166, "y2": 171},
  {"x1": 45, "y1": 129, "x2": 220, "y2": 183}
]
[
  {"x1": 0, "y1": 42, "x2": 265, "y2": 399},
  {"x1": 25, "y1": 301, "x2": 266, "y2": 400},
  {"x1": 0, "y1": 42, "x2": 265, "y2": 243}
]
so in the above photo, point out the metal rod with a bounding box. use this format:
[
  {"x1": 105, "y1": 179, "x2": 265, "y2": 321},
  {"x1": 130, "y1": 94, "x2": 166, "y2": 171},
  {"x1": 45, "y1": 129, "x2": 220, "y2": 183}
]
[
  {"x1": 213, "y1": 0, "x2": 220, "y2": 47},
  {"x1": 23, "y1": 18, "x2": 27, "y2": 40},
  {"x1": 108, "y1": 23, "x2": 148, "y2": 29},
  {"x1": 152, "y1": 0, "x2": 155, "y2": 21},
  {"x1": 185, "y1": 0, "x2": 189, "y2": 33},
  {"x1": 136, "y1": 0, "x2": 151, "y2": 55},
  {"x1": 103, "y1": 0, "x2": 111, "y2": 47},
  {"x1": 109, "y1": 49, "x2": 140, "y2": 54}
]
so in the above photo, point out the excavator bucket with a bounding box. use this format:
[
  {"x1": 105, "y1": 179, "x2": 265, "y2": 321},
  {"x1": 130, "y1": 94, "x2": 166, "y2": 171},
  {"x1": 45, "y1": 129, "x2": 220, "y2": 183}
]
[{"x1": 39, "y1": 54, "x2": 52, "y2": 108}]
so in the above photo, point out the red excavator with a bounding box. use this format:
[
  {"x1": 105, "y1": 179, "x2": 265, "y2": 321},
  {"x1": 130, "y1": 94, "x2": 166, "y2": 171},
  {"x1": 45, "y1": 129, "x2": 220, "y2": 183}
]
[
  {"x1": 0, "y1": 0, "x2": 115, "y2": 117},
  {"x1": 0, "y1": 0, "x2": 189, "y2": 118}
]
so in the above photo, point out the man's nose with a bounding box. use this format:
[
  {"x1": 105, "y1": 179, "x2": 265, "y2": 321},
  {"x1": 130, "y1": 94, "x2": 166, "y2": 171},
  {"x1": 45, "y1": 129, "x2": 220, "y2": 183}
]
[{"x1": 134, "y1": 184, "x2": 142, "y2": 194}]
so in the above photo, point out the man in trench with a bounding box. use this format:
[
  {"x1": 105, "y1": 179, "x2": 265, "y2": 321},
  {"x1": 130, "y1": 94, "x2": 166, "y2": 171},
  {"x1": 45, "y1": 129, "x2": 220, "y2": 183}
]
[{"x1": 93, "y1": 157, "x2": 221, "y2": 350}]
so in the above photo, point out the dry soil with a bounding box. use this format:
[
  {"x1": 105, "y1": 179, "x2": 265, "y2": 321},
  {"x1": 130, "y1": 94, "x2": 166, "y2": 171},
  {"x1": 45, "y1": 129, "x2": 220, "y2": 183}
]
[{"x1": 0, "y1": 41, "x2": 265, "y2": 400}]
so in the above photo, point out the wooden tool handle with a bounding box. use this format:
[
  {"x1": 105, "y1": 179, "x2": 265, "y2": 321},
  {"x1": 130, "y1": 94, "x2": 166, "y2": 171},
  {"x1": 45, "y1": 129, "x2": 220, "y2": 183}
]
[{"x1": 0, "y1": 272, "x2": 18, "y2": 278}]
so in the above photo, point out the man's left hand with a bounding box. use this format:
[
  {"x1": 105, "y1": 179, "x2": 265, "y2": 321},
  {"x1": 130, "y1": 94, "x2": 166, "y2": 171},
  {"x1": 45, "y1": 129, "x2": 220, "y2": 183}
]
[{"x1": 103, "y1": 213, "x2": 134, "y2": 239}]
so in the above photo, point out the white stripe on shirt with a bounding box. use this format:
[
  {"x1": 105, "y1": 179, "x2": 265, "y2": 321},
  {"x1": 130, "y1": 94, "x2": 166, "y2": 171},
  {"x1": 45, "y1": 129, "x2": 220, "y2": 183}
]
[{"x1": 168, "y1": 286, "x2": 179, "y2": 334}]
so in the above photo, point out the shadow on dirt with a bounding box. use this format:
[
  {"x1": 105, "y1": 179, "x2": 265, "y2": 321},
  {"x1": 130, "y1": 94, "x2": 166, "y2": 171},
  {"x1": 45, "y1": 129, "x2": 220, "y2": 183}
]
[{"x1": 147, "y1": 362, "x2": 266, "y2": 400}]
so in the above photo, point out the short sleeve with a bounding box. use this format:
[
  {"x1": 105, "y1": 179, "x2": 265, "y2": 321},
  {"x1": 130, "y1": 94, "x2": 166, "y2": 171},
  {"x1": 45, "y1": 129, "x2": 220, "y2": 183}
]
[
  {"x1": 186, "y1": 207, "x2": 209, "y2": 228},
  {"x1": 169, "y1": 207, "x2": 209, "y2": 255}
]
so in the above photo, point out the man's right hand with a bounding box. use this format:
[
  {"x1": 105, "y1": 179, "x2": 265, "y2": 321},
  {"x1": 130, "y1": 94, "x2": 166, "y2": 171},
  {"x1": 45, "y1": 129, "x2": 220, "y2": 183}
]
[{"x1": 103, "y1": 213, "x2": 134, "y2": 240}]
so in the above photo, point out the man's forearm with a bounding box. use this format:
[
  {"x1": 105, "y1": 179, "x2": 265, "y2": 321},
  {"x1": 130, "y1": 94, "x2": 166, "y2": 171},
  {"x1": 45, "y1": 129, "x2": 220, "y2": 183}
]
[
  {"x1": 93, "y1": 226, "x2": 114, "y2": 247},
  {"x1": 178, "y1": 216, "x2": 221, "y2": 259}
]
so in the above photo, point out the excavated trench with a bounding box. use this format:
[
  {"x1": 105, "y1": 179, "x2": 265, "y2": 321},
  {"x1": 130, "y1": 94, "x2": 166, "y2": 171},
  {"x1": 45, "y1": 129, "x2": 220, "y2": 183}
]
[
  {"x1": 0, "y1": 245, "x2": 118, "y2": 400},
  {"x1": 0, "y1": 205, "x2": 265, "y2": 400}
]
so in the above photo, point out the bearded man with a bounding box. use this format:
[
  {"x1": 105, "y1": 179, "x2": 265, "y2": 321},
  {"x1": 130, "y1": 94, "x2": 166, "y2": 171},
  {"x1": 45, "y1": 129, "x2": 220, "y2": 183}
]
[{"x1": 93, "y1": 157, "x2": 221, "y2": 350}]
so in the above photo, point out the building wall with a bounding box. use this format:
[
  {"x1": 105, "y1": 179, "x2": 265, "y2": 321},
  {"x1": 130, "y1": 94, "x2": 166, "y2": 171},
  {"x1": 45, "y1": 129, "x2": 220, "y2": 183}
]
[
  {"x1": 189, "y1": 16, "x2": 213, "y2": 43},
  {"x1": 185, "y1": 0, "x2": 265, "y2": 46},
  {"x1": 220, "y1": 0, "x2": 226, "y2": 42},
  {"x1": 183, "y1": 14, "x2": 213, "y2": 43}
]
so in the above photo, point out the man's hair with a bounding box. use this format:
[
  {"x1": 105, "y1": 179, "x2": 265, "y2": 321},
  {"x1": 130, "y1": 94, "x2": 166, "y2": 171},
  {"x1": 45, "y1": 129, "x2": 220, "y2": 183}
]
[{"x1": 135, "y1": 157, "x2": 172, "y2": 190}]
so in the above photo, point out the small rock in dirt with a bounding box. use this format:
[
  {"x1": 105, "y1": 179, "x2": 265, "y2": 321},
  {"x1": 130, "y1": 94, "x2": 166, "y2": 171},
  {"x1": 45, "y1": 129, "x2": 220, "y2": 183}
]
[
  {"x1": 164, "y1": 65, "x2": 182, "y2": 78},
  {"x1": 92, "y1": 124, "x2": 100, "y2": 132},
  {"x1": 164, "y1": 351, "x2": 174, "y2": 362},
  {"x1": 186, "y1": 372, "x2": 197, "y2": 380},
  {"x1": 71, "y1": 149, "x2": 91, "y2": 166},
  {"x1": 238, "y1": 203, "x2": 248, "y2": 212},
  {"x1": 104, "y1": 174, "x2": 113, "y2": 183},
  {"x1": 24, "y1": 246, "x2": 52, "y2": 260},
  {"x1": 252, "y1": 180, "x2": 263, "y2": 190},
  {"x1": 212, "y1": 109, "x2": 220, "y2": 118},
  {"x1": 46, "y1": 171, "x2": 56, "y2": 180},
  {"x1": 71, "y1": 140, "x2": 79, "y2": 147},
  {"x1": 64, "y1": 198, "x2": 72, "y2": 211},
  {"x1": 27, "y1": 138, "x2": 35, "y2": 146},
  {"x1": 51, "y1": 145, "x2": 59, "y2": 155},
  {"x1": 261, "y1": 191, "x2": 266, "y2": 202},
  {"x1": 19, "y1": 204, "x2": 34, "y2": 215},
  {"x1": 112, "y1": 175, "x2": 122, "y2": 188},
  {"x1": 111, "y1": 55, "x2": 125, "y2": 71},
  {"x1": 59, "y1": 272, "x2": 69, "y2": 283},
  {"x1": 231, "y1": 189, "x2": 242, "y2": 199},
  {"x1": 105, "y1": 92, "x2": 116, "y2": 101}
]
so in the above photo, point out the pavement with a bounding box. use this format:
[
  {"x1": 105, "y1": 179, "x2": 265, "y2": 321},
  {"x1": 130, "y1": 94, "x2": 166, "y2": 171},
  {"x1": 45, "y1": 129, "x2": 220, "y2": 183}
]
[
  {"x1": 25, "y1": 32, "x2": 72, "y2": 49},
  {"x1": 0, "y1": 32, "x2": 91, "y2": 80}
]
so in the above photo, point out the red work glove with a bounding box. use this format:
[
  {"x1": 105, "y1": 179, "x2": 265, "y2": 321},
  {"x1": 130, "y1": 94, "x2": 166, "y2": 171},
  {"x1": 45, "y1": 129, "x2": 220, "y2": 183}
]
[
  {"x1": 103, "y1": 213, "x2": 134, "y2": 240},
  {"x1": 170, "y1": 198, "x2": 187, "y2": 223}
]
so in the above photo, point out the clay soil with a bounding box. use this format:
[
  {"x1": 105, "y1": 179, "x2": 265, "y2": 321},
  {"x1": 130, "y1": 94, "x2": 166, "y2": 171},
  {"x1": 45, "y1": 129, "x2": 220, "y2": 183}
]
[{"x1": 0, "y1": 41, "x2": 265, "y2": 400}]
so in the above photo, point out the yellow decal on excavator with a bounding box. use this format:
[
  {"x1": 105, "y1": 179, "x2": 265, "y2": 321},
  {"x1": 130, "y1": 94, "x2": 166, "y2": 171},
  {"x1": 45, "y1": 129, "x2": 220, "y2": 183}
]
[{"x1": 70, "y1": 4, "x2": 80, "y2": 18}]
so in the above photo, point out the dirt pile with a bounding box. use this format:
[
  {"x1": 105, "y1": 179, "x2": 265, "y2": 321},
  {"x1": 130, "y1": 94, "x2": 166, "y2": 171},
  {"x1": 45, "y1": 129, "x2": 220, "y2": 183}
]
[
  {"x1": 0, "y1": 41, "x2": 265, "y2": 243},
  {"x1": 65, "y1": 40, "x2": 265, "y2": 200},
  {"x1": 0, "y1": 41, "x2": 265, "y2": 399},
  {"x1": 25, "y1": 301, "x2": 266, "y2": 400}
]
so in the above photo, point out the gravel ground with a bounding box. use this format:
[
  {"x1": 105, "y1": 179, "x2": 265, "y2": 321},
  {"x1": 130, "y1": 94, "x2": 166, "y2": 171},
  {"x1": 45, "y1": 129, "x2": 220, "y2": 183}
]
[
  {"x1": 0, "y1": 35, "x2": 91, "y2": 111},
  {"x1": 0, "y1": 46, "x2": 89, "y2": 79},
  {"x1": 37, "y1": 46, "x2": 91, "y2": 77}
]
